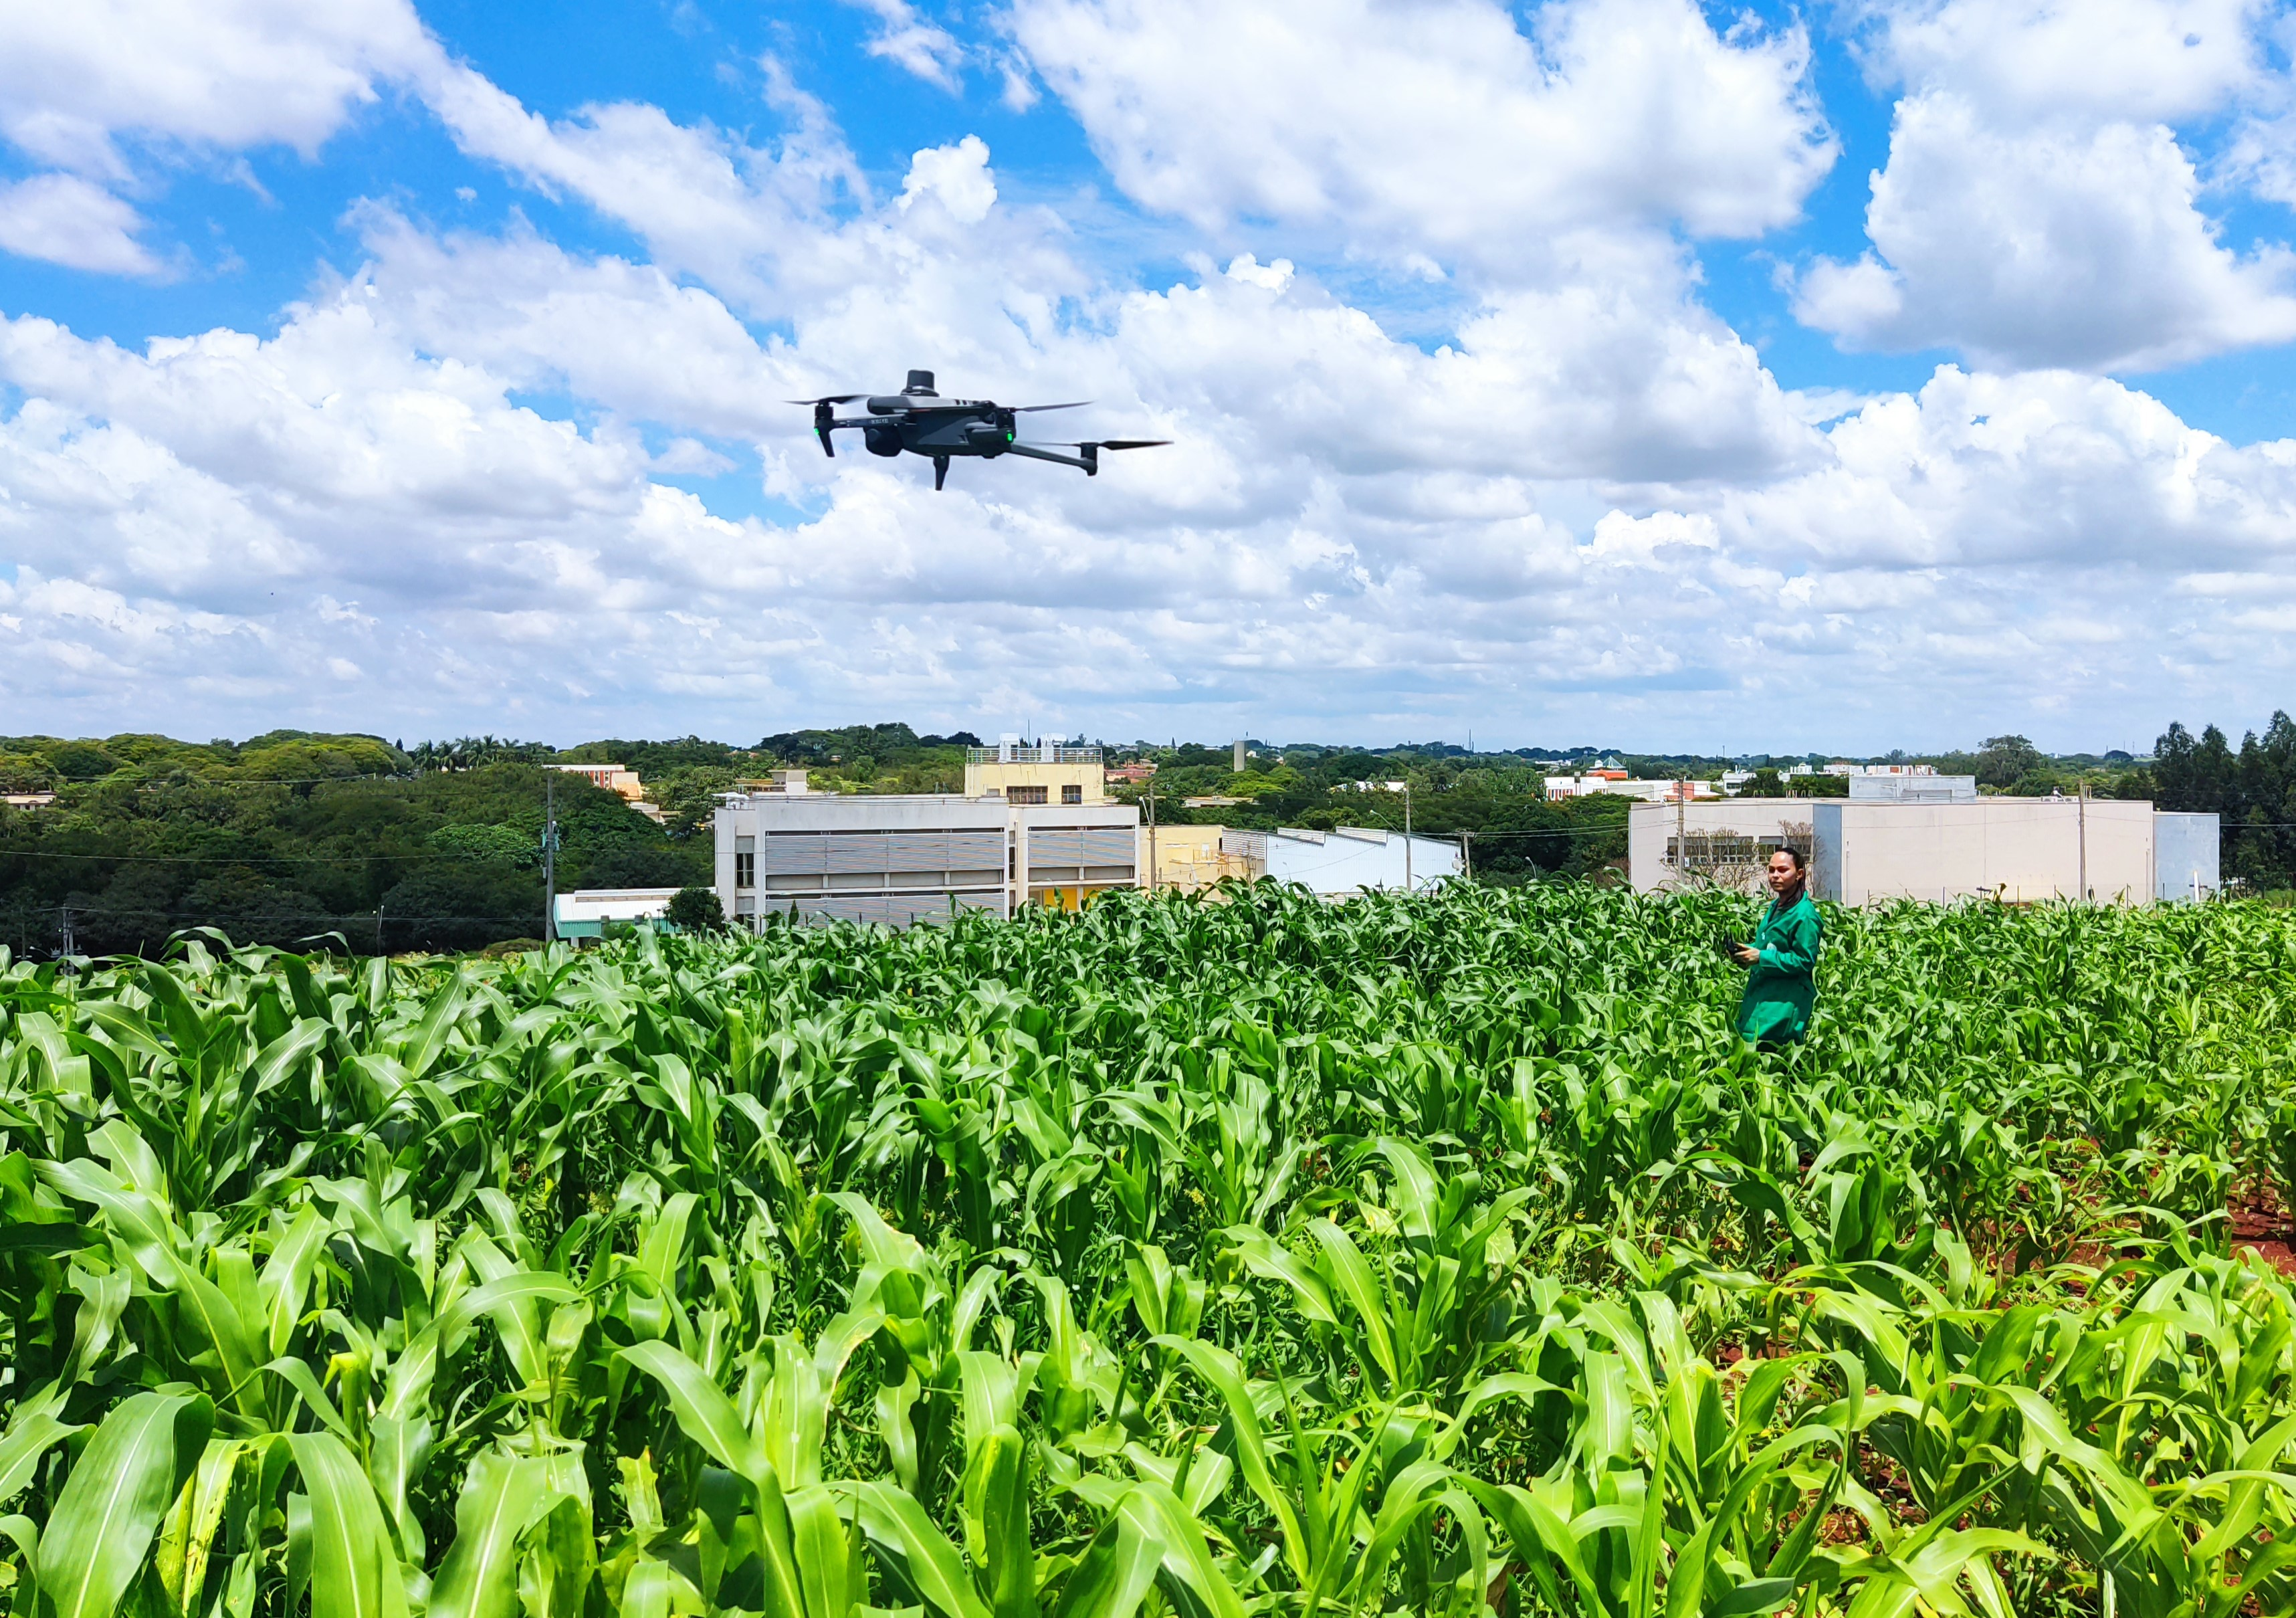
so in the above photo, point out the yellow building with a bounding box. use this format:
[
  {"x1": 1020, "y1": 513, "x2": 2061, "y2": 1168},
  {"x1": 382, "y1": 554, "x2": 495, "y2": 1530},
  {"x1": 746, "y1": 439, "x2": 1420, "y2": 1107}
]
[
  {"x1": 1144, "y1": 825, "x2": 1257, "y2": 892},
  {"x1": 963, "y1": 740, "x2": 1106, "y2": 805},
  {"x1": 548, "y1": 762, "x2": 645, "y2": 801}
]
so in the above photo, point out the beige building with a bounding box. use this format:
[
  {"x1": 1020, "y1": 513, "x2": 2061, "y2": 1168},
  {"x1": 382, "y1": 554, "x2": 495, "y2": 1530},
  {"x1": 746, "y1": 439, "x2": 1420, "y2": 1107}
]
[
  {"x1": 962, "y1": 738, "x2": 1106, "y2": 806},
  {"x1": 1812, "y1": 798, "x2": 2154, "y2": 905},
  {"x1": 1145, "y1": 825, "x2": 1257, "y2": 890},
  {"x1": 548, "y1": 762, "x2": 645, "y2": 801}
]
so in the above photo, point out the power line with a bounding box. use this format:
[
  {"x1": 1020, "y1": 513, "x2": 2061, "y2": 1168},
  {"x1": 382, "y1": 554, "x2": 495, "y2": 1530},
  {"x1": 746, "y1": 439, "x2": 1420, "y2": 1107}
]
[{"x1": 0, "y1": 847, "x2": 532, "y2": 867}]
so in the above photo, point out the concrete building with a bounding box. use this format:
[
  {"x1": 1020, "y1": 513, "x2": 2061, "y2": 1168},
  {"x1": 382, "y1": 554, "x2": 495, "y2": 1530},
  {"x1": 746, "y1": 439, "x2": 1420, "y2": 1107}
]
[
  {"x1": 714, "y1": 788, "x2": 1138, "y2": 927},
  {"x1": 1145, "y1": 825, "x2": 1256, "y2": 891},
  {"x1": 1848, "y1": 774, "x2": 1978, "y2": 804},
  {"x1": 1629, "y1": 799, "x2": 1818, "y2": 894},
  {"x1": 962, "y1": 738, "x2": 1106, "y2": 805},
  {"x1": 2154, "y1": 811, "x2": 2221, "y2": 902},
  {"x1": 1811, "y1": 799, "x2": 2156, "y2": 905},
  {"x1": 1220, "y1": 827, "x2": 1463, "y2": 896},
  {"x1": 548, "y1": 762, "x2": 645, "y2": 801},
  {"x1": 1635, "y1": 797, "x2": 2218, "y2": 905},
  {"x1": 1548, "y1": 775, "x2": 1718, "y2": 803},
  {"x1": 553, "y1": 888, "x2": 682, "y2": 940}
]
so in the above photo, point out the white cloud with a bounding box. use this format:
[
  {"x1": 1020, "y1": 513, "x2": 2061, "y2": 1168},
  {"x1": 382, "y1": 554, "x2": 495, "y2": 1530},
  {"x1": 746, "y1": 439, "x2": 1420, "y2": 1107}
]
[
  {"x1": 0, "y1": 0, "x2": 433, "y2": 175},
  {"x1": 1005, "y1": 0, "x2": 1835, "y2": 276},
  {"x1": 0, "y1": 173, "x2": 162, "y2": 274},
  {"x1": 899, "y1": 136, "x2": 998, "y2": 224},
  {"x1": 0, "y1": 0, "x2": 433, "y2": 275},
  {"x1": 1851, "y1": 0, "x2": 2267, "y2": 125},
  {"x1": 1795, "y1": 92, "x2": 2296, "y2": 370},
  {"x1": 1802, "y1": 1, "x2": 2296, "y2": 371},
  {"x1": 842, "y1": 0, "x2": 968, "y2": 90},
  {"x1": 6, "y1": 2, "x2": 2296, "y2": 747}
]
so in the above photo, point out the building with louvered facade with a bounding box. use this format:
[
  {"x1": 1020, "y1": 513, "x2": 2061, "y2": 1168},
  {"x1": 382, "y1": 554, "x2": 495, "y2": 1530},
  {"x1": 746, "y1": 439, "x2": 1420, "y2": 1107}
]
[{"x1": 712, "y1": 789, "x2": 1140, "y2": 928}]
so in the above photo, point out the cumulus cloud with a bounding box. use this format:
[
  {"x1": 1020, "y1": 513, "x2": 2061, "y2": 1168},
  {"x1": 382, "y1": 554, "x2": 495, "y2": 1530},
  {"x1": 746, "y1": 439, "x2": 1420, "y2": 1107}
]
[
  {"x1": 1852, "y1": 0, "x2": 2265, "y2": 124},
  {"x1": 843, "y1": 0, "x2": 968, "y2": 90},
  {"x1": 1795, "y1": 92, "x2": 2296, "y2": 371},
  {"x1": 0, "y1": 0, "x2": 433, "y2": 175},
  {"x1": 1005, "y1": 0, "x2": 1835, "y2": 276},
  {"x1": 0, "y1": 173, "x2": 162, "y2": 274},
  {"x1": 4, "y1": 0, "x2": 2295, "y2": 746},
  {"x1": 1802, "y1": 0, "x2": 2296, "y2": 371},
  {"x1": 899, "y1": 136, "x2": 997, "y2": 223}
]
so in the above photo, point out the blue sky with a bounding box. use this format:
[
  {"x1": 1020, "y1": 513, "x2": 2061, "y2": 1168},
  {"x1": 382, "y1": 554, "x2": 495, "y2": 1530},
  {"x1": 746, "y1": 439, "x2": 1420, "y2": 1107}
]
[{"x1": 1, "y1": 0, "x2": 2294, "y2": 753}]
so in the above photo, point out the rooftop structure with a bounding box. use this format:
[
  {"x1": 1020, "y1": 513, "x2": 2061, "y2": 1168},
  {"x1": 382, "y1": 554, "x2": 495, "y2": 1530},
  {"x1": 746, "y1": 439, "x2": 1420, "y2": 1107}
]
[
  {"x1": 1847, "y1": 773, "x2": 1976, "y2": 804},
  {"x1": 962, "y1": 736, "x2": 1105, "y2": 805}
]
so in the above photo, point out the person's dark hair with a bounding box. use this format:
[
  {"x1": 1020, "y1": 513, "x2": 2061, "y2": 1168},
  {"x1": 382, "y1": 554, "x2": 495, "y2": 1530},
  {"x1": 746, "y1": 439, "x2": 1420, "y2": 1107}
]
[{"x1": 1770, "y1": 845, "x2": 1806, "y2": 874}]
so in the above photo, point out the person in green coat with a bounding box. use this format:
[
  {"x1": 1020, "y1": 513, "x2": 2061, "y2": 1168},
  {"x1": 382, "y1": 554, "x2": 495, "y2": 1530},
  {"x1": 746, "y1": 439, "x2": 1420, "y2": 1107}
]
[{"x1": 1732, "y1": 846, "x2": 1820, "y2": 1045}]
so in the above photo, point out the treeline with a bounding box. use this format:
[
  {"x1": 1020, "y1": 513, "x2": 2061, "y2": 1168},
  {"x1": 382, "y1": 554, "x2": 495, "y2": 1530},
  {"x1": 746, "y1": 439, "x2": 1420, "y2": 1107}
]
[
  {"x1": 1110, "y1": 744, "x2": 1634, "y2": 880},
  {"x1": 0, "y1": 732, "x2": 703, "y2": 958},
  {"x1": 2152, "y1": 714, "x2": 2296, "y2": 893},
  {"x1": 0, "y1": 724, "x2": 998, "y2": 958}
]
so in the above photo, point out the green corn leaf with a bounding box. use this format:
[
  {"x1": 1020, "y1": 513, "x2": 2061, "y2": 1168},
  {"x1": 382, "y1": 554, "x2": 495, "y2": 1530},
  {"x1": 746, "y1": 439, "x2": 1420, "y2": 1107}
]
[
  {"x1": 288, "y1": 1429, "x2": 409, "y2": 1618},
  {"x1": 0, "y1": 1414, "x2": 82, "y2": 1508},
  {"x1": 33, "y1": 1391, "x2": 212, "y2": 1618}
]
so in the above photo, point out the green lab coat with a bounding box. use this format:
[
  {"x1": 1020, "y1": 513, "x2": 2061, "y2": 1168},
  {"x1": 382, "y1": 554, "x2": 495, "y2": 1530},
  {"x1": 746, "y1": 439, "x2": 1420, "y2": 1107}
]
[{"x1": 1736, "y1": 890, "x2": 1821, "y2": 1043}]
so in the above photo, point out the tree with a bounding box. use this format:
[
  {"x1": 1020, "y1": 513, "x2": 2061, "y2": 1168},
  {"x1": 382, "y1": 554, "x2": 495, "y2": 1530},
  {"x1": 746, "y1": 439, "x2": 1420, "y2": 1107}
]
[
  {"x1": 1976, "y1": 735, "x2": 2044, "y2": 789},
  {"x1": 665, "y1": 885, "x2": 727, "y2": 933}
]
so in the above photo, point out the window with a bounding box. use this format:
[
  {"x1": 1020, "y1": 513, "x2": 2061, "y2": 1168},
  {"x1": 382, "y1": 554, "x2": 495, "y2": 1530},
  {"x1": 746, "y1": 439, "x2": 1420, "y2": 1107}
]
[
  {"x1": 1061, "y1": 784, "x2": 1083, "y2": 804},
  {"x1": 1008, "y1": 786, "x2": 1048, "y2": 805},
  {"x1": 735, "y1": 852, "x2": 756, "y2": 888}
]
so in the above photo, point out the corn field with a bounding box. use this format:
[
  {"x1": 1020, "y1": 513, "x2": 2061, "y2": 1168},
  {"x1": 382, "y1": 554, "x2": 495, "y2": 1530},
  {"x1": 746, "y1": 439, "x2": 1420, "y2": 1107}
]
[{"x1": 2, "y1": 883, "x2": 2293, "y2": 1618}]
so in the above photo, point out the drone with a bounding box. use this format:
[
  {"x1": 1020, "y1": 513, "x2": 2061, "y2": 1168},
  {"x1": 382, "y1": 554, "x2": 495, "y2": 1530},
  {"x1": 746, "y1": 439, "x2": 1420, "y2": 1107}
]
[{"x1": 792, "y1": 370, "x2": 1168, "y2": 490}]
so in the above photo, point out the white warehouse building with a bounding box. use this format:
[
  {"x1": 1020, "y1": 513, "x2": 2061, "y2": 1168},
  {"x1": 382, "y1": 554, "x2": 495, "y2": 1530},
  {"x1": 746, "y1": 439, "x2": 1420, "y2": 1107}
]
[
  {"x1": 1219, "y1": 827, "x2": 1463, "y2": 895},
  {"x1": 1629, "y1": 798, "x2": 2219, "y2": 904}
]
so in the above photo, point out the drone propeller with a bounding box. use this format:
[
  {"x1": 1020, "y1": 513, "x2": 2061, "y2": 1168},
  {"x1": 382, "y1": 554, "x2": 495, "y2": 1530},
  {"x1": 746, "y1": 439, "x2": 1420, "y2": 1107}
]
[
  {"x1": 786, "y1": 394, "x2": 867, "y2": 405},
  {"x1": 1049, "y1": 439, "x2": 1170, "y2": 451},
  {"x1": 1011, "y1": 401, "x2": 1092, "y2": 413}
]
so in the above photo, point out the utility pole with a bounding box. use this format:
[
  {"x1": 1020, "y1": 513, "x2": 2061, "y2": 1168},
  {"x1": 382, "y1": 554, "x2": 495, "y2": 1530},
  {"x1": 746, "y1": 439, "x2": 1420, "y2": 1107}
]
[
  {"x1": 2077, "y1": 778, "x2": 2088, "y2": 902},
  {"x1": 1677, "y1": 774, "x2": 1688, "y2": 888},
  {"x1": 1145, "y1": 775, "x2": 1158, "y2": 890},
  {"x1": 1403, "y1": 780, "x2": 1413, "y2": 894},
  {"x1": 1457, "y1": 829, "x2": 1472, "y2": 879},
  {"x1": 376, "y1": 901, "x2": 385, "y2": 956},
  {"x1": 543, "y1": 775, "x2": 559, "y2": 942},
  {"x1": 58, "y1": 905, "x2": 73, "y2": 962}
]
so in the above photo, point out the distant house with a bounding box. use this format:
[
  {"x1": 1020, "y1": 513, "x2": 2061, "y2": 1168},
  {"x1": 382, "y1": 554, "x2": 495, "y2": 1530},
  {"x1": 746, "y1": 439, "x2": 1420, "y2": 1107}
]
[
  {"x1": 553, "y1": 888, "x2": 682, "y2": 941},
  {"x1": 1, "y1": 793, "x2": 57, "y2": 810},
  {"x1": 548, "y1": 763, "x2": 645, "y2": 802}
]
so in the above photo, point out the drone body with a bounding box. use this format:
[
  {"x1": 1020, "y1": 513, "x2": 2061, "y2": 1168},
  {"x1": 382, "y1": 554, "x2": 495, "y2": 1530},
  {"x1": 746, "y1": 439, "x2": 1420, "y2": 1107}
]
[{"x1": 794, "y1": 371, "x2": 1166, "y2": 490}]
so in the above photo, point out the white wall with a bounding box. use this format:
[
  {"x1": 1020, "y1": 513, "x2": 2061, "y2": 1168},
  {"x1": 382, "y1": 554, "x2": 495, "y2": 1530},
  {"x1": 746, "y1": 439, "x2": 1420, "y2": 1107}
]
[
  {"x1": 1812, "y1": 799, "x2": 2154, "y2": 905},
  {"x1": 2153, "y1": 812, "x2": 2220, "y2": 902},
  {"x1": 1627, "y1": 799, "x2": 1816, "y2": 894},
  {"x1": 1249, "y1": 827, "x2": 1463, "y2": 894}
]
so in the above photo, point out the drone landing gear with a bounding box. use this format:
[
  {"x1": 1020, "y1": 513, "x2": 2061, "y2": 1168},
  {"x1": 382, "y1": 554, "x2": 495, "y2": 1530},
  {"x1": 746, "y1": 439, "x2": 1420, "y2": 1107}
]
[{"x1": 933, "y1": 456, "x2": 950, "y2": 492}]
